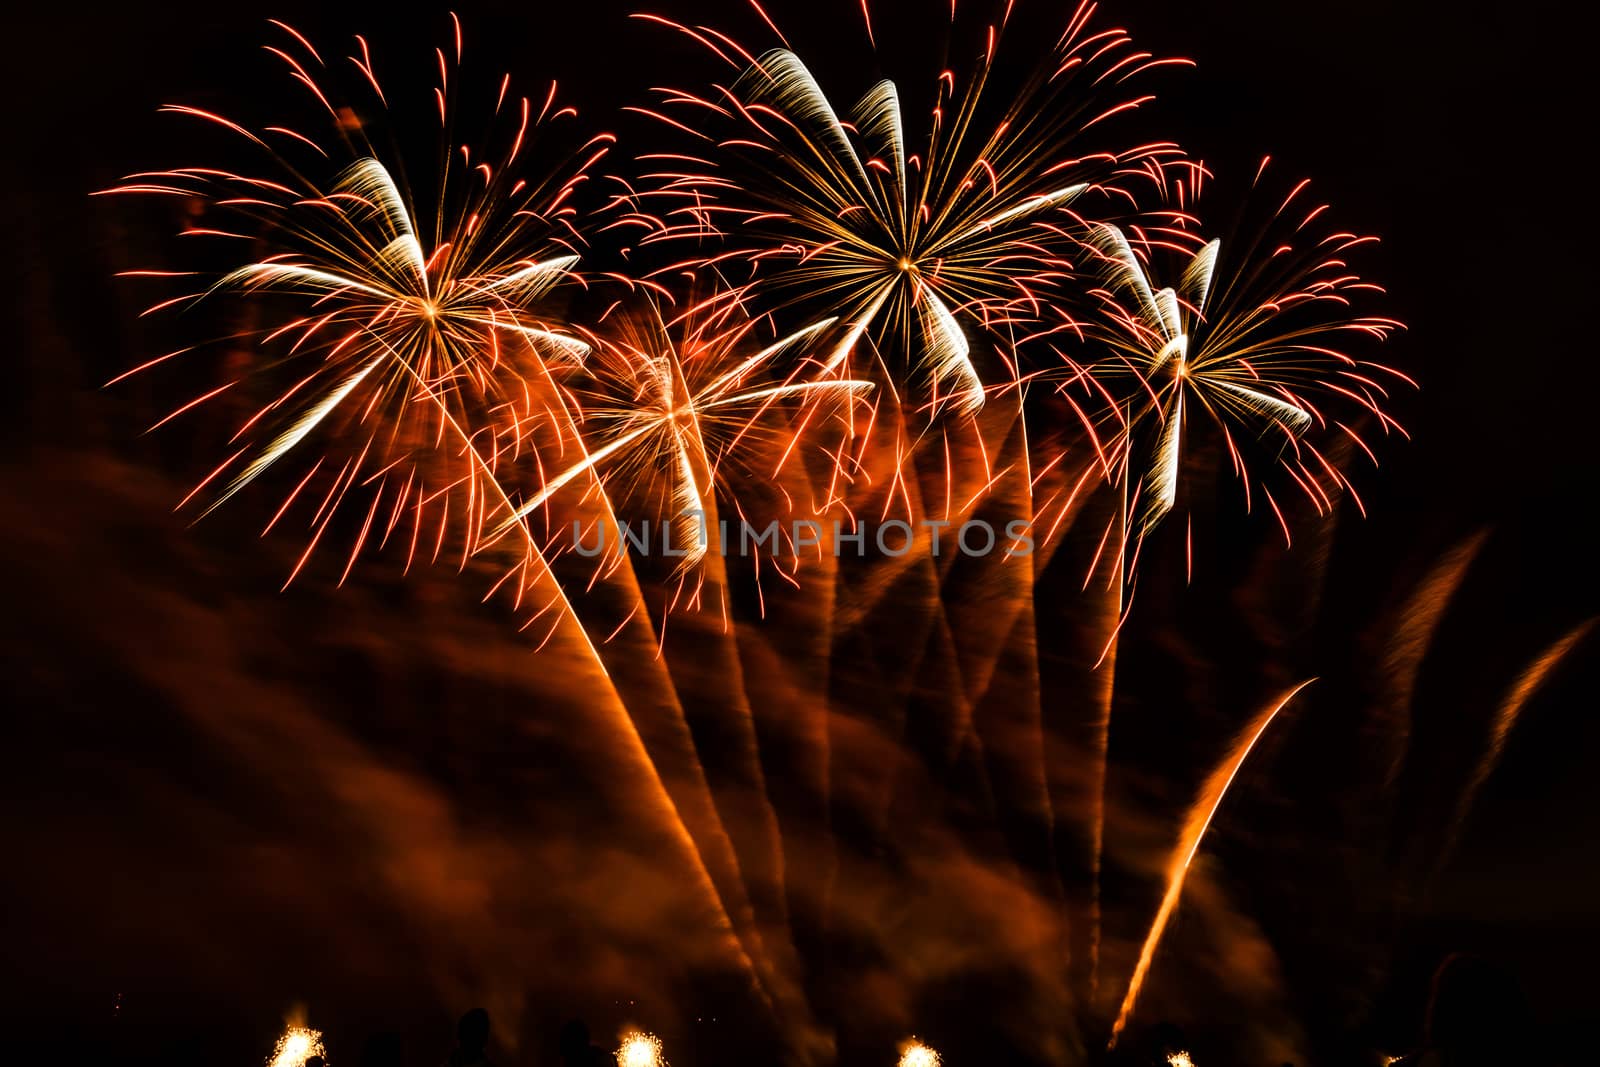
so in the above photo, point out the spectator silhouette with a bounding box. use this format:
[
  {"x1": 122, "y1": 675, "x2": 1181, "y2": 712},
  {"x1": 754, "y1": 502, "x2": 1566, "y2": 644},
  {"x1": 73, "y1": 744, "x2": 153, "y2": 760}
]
[
  {"x1": 1396, "y1": 954, "x2": 1531, "y2": 1067},
  {"x1": 558, "y1": 1019, "x2": 610, "y2": 1067},
  {"x1": 443, "y1": 1008, "x2": 493, "y2": 1067}
]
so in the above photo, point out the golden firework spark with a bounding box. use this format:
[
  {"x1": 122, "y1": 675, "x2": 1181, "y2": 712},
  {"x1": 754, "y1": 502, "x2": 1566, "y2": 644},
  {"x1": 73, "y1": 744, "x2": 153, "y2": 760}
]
[
  {"x1": 898, "y1": 1038, "x2": 942, "y2": 1067},
  {"x1": 616, "y1": 1030, "x2": 665, "y2": 1067},
  {"x1": 268, "y1": 1025, "x2": 325, "y2": 1067},
  {"x1": 1167, "y1": 1051, "x2": 1196, "y2": 1067}
]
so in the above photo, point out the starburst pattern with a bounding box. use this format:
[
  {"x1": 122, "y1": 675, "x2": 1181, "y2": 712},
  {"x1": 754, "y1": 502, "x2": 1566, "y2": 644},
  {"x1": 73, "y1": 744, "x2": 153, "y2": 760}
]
[
  {"x1": 627, "y1": 1, "x2": 1188, "y2": 414},
  {"x1": 101, "y1": 18, "x2": 604, "y2": 587}
]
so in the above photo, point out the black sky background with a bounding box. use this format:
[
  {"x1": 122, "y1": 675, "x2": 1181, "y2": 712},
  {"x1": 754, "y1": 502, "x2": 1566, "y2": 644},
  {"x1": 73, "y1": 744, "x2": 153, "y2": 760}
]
[{"x1": 5, "y1": 1, "x2": 1600, "y2": 1064}]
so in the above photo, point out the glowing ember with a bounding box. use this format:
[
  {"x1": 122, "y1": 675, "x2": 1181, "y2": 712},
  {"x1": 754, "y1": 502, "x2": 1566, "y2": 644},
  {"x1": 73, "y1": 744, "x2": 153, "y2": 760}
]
[
  {"x1": 616, "y1": 1031, "x2": 665, "y2": 1067},
  {"x1": 898, "y1": 1039, "x2": 941, "y2": 1067},
  {"x1": 268, "y1": 1025, "x2": 325, "y2": 1067}
]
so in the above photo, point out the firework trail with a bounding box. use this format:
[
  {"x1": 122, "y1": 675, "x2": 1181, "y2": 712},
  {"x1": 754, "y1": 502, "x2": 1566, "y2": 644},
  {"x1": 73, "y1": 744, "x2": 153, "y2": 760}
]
[
  {"x1": 1056, "y1": 156, "x2": 1406, "y2": 994},
  {"x1": 618, "y1": 3, "x2": 1192, "y2": 936},
  {"x1": 101, "y1": 17, "x2": 813, "y2": 1028},
  {"x1": 95, "y1": 18, "x2": 634, "y2": 661},
  {"x1": 485, "y1": 286, "x2": 865, "y2": 1031},
  {"x1": 824, "y1": 403, "x2": 1041, "y2": 842},
  {"x1": 1008, "y1": 432, "x2": 1133, "y2": 996},
  {"x1": 491, "y1": 286, "x2": 868, "y2": 572},
  {"x1": 1377, "y1": 530, "x2": 1488, "y2": 785},
  {"x1": 1108, "y1": 679, "x2": 1314, "y2": 1046},
  {"x1": 1085, "y1": 492, "x2": 1124, "y2": 1000},
  {"x1": 497, "y1": 284, "x2": 871, "y2": 1035},
  {"x1": 1437, "y1": 619, "x2": 1596, "y2": 871}
]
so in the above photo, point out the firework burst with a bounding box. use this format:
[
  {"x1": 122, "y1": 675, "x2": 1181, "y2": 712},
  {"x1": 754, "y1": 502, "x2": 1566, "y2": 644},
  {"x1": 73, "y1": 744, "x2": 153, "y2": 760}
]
[
  {"x1": 490, "y1": 284, "x2": 870, "y2": 575},
  {"x1": 101, "y1": 18, "x2": 604, "y2": 588},
  {"x1": 1064, "y1": 159, "x2": 1408, "y2": 543},
  {"x1": 628, "y1": 0, "x2": 1188, "y2": 416}
]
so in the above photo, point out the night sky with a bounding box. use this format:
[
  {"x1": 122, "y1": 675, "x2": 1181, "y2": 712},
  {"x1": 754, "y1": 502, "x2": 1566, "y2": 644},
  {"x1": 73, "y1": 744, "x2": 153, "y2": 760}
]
[{"x1": 5, "y1": 1, "x2": 1599, "y2": 1065}]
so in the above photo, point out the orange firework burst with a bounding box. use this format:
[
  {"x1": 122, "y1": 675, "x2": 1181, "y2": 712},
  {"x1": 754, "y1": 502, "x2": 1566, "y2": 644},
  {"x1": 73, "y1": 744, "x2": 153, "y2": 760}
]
[
  {"x1": 101, "y1": 17, "x2": 605, "y2": 589},
  {"x1": 490, "y1": 283, "x2": 870, "y2": 576}
]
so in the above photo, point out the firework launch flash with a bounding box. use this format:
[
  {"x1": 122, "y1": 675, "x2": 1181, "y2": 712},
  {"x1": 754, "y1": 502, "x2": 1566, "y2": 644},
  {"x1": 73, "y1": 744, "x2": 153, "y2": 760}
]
[
  {"x1": 268, "y1": 1025, "x2": 325, "y2": 1067},
  {"x1": 616, "y1": 1030, "x2": 665, "y2": 1067}
]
